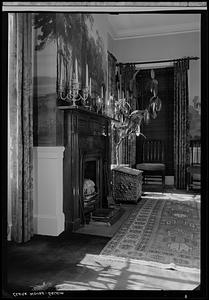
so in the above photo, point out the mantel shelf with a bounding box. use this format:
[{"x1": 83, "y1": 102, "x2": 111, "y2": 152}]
[{"x1": 57, "y1": 105, "x2": 118, "y2": 122}]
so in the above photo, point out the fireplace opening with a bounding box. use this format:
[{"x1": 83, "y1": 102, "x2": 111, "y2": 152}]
[
  {"x1": 82, "y1": 158, "x2": 101, "y2": 224},
  {"x1": 84, "y1": 160, "x2": 97, "y2": 194},
  {"x1": 81, "y1": 156, "x2": 125, "y2": 227}
]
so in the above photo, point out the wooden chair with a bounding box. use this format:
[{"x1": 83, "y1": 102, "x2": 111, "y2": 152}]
[
  {"x1": 136, "y1": 139, "x2": 165, "y2": 189},
  {"x1": 187, "y1": 140, "x2": 201, "y2": 191}
]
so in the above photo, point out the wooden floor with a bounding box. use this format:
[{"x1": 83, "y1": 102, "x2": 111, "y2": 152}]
[
  {"x1": 5, "y1": 187, "x2": 201, "y2": 295},
  {"x1": 6, "y1": 232, "x2": 110, "y2": 293}
]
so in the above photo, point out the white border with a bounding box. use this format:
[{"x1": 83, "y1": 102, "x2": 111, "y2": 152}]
[{"x1": 2, "y1": 6, "x2": 207, "y2": 12}]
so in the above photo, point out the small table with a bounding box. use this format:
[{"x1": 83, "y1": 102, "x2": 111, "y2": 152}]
[{"x1": 112, "y1": 166, "x2": 143, "y2": 203}]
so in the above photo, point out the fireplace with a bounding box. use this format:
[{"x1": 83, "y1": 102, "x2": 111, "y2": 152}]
[{"x1": 59, "y1": 106, "x2": 111, "y2": 231}]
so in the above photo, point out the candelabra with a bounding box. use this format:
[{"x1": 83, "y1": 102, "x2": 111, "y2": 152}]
[
  {"x1": 58, "y1": 74, "x2": 89, "y2": 107},
  {"x1": 96, "y1": 96, "x2": 103, "y2": 113}
]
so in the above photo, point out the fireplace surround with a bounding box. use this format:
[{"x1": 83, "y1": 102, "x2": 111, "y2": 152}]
[{"x1": 59, "y1": 106, "x2": 111, "y2": 231}]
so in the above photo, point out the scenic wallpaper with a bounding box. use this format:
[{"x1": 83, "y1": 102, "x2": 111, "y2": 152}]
[
  {"x1": 189, "y1": 96, "x2": 201, "y2": 140},
  {"x1": 33, "y1": 13, "x2": 107, "y2": 145},
  {"x1": 34, "y1": 13, "x2": 107, "y2": 97}
]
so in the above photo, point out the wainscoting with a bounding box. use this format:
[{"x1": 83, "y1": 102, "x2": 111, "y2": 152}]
[{"x1": 33, "y1": 147, "x2": 65, "y2": 236}]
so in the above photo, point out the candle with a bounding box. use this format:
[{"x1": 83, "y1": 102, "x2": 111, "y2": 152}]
[
  {"x1": 101, "y1": 86, "x2": 103, "y2": 98},
  {"x1": 75, "y1": 58, "x2": 78, "y2": 83},
  {"x1": 122, "y1": 91, "x2": 124, "y2": 99},
  {"x1": 118, "y1": 89, "x2": 119, "y2": 99},
  {"x1": 60, "y1": 59, "x2": 63, "y2": 87},
  {"x1": 60, "y1": 72, "x2": 63, "y2": 88},
  {"x1": 106, "y1": 64, "x2": 109, "y2": 106},
  {"x1": 119, "y1": 74, "x2": 122, "y2": 98},
  {"x1": 86, "y1": 64, "x2": 88, "y2": 87},
  {"x1": 89, "y1": 77, "x2": 91, "y2": 96}
]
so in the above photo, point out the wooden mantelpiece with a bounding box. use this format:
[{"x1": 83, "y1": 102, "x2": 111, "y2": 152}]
[{"x1": 58, "y1": 106, "x2": 112, "y2": 232}]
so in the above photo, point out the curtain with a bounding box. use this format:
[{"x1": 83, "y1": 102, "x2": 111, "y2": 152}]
[
  {"x1": 174, "y1": 59, "x2": 190, "y2": 189},
  {"x1": 8, "y1": 13, "x2": 34, "y2": 242}
]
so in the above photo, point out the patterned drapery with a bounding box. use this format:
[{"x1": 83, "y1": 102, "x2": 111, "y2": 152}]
[
  {"x1": 8, "y1": 13, "x2": 34, "y2": 242},
  {"x1": 174, "y1": 59, "x2": 190, "y2": 189}
]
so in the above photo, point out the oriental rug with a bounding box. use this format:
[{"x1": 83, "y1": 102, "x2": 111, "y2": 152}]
[{"x1": 100, "y1": 197, "x2": 200, "y2": 270}]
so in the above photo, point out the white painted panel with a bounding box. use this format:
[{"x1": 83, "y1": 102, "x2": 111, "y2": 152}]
[
  {"x1": 33, "y1": 146, "x2": 65, "y2": 236},
  {"x1": 37, "y1": 158, "x2": 57, "y2": 215}
]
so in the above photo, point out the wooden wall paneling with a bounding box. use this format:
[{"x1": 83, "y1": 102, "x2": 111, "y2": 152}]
[{"x1": 63, "y1": 112, "x2": 74, "y2": 231}]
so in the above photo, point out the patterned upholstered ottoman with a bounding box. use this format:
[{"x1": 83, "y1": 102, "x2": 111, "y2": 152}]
[{"x1": 112, "y1": 166, "x2": 143, "y2": 203}]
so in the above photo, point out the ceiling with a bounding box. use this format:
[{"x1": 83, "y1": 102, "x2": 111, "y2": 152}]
[{"x1": 107, "y1": 14, "x2": 201, "y2": 39}]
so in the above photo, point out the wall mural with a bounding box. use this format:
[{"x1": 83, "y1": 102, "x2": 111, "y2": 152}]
[
  {"x1": 33, "y1": 13, "x2": 107, "y2": 145},
  {"x1": 189, "y1": 96, "x2": 201, "y2": 140},
  {"x1": 34, "y1": 13, "x2": 106, "y2": 100}
]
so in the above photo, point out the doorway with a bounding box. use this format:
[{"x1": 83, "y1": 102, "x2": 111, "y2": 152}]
[{"x1": 136, "y1": 67, "x2": 174, "y2": 177}]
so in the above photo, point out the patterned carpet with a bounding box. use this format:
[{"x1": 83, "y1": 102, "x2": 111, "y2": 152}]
[{"x1": 100, "y1": 194, "x2": 200, "y2": 270}]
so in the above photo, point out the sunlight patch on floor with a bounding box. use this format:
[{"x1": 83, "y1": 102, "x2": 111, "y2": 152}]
[
  {"x1": 54, "y1": 253, "x2": 200, "y2": 291},
  {"x1": 142, "y1": 191, "x2": 200, "y2": 202},
  {"x1": 56, "y1": 282, "x2": 99, "y2": 290},
  {"x1": 88, "y1": 281, "x2": 108, "y2": 289}
]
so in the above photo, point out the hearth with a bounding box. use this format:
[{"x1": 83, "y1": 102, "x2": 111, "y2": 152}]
[
  {"x1": 59, "y1": 107, "x2": 111, "y2": 231},
  {"x1": 90, "y1": 206, "x2": 125, "y2": 226}
]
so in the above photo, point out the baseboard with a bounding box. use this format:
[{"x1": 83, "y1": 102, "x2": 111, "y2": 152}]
[
  {"x1": 7, "y1": 223, "x2": 12, "y2": 241},
  {"x1": 65, "y1": 218, "x2": 82, "y2": 232},
  {"x1": 72, "y1": 218, "x2": 82, "y2": 231},
  {"x1": 34, "y1": 213, "x2": 65, "y2": 236}
]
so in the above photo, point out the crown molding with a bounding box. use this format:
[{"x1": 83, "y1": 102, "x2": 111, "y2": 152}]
[
  {"x1": 109, "y1": 22, "x2": 200, "y2": 40},
  {"x1": 2, "y1": 3, "x2": 207, "y2": 11},
  {"x1": 2, "y1": 2, "x2": 208, "y2": 7}
]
